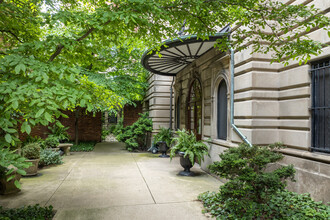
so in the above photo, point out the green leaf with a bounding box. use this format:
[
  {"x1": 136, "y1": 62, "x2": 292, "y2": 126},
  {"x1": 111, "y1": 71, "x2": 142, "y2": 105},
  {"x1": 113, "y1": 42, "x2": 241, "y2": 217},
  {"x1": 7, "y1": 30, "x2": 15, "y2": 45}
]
[
  {"x1": 14, "y1": 180, "x2": 21, "y2": 189},
  {"x1": 25, "y1": 123, "x2": 31, "y2": 134},
  {"x1": 15, "y1": 63, "x2": 26, "y2": 74},
  {"x1": 44, "y1": 112, "x2": 52, "y2": 122},
  {"x1": 5, "y1": 134, "x2": 12, "y2": 143},
  {"x1": 16, "y1": 169, "x2": 26, "y2": 175},
  {"x1": 35, "y1": 108, "x2": 45, "y2": 118},
  {"x1": 12, "y1": 100, "x2": 19, "y2": 109}
]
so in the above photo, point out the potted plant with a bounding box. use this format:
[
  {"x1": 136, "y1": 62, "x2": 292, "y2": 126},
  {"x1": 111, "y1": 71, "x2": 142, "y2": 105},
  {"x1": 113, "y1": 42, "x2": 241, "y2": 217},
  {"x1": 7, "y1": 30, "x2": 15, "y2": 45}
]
[
  {"x1": 0, "y1": 147, "x2": 31, "y2": 195},
  {"x1": 153, "y1": 127, "x2": 173, "y2": 158},
  {"x1": 22, "y1": 143, "x2": 41, "y2": 176},
  {"x1": 170, "y1": 129, "x2": 209, "y2": 176}
]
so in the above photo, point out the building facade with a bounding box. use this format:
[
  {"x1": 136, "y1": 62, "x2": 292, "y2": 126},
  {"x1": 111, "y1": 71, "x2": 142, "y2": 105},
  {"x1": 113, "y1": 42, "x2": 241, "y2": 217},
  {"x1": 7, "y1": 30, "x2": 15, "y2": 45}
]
[{"x1": 144, "y1": 0, "x2": 330, "y2": 202}]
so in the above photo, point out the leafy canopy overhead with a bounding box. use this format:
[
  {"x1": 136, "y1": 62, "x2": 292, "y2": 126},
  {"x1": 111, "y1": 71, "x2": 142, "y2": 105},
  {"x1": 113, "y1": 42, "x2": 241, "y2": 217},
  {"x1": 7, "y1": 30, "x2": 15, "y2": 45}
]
[{"x1": 1, "y1": 0, "x2": 329, "y2": 145}]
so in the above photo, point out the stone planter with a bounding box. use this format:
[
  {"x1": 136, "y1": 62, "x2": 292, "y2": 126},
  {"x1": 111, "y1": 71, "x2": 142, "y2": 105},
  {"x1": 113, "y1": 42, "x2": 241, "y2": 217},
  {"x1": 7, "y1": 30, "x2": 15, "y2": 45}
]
[
  {"x1": 23, "y1": 159, "x2": 39, "y2": 176},
  {"x1": 157, "y1": 141, "x2": 169, "y2": 158},
  {"x1": 0, "y1": 173, "x2": 21, "y2": 195},
  {"x1": 178, "y1": 152, "x2": 194, "y2": 176}
]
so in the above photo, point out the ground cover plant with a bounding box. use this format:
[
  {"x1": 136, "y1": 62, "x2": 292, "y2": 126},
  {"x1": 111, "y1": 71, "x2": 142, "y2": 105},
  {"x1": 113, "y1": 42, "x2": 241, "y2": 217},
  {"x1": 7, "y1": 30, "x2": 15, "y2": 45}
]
[
  {"x1": 198, "y1": 143, "x2": 330, "y2": 219},
  {"x1": 116, "y1": 113, "x2": 152, "y2": 152},
  {"x1": 0, "y1": 204, "x2": 54, "y2": 220},
  {"x1": 70, "y1": 141, "x2": 96, "y2": 152},
  {"x1": 39, "y1": 149, "x2": 63, "y2": 167}
]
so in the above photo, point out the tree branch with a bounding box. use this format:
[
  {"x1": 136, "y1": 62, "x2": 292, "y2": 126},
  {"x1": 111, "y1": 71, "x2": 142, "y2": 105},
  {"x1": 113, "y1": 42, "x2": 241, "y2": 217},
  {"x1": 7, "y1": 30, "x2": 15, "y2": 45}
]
[
  {"x1": 0, "y1": 30, "x2": 23, "y2": 43},
  {"x1": 48, "y1": 19, "x2": 112, "y2": 62}
]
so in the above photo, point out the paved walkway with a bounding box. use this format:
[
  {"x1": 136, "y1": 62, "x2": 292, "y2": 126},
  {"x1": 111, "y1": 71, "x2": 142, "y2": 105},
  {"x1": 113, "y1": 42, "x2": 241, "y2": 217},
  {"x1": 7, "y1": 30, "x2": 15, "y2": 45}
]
[{"x1": 0, "y1": 142, "x2": 222, "y2": 220}]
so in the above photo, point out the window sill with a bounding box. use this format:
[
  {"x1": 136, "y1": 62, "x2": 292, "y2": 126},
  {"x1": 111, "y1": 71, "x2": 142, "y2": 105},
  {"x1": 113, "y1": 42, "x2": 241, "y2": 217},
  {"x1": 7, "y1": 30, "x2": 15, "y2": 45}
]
[
  {"x1": 278, "y1": 148, "x2": 330, "y2": 164},
  {"x1": 208, "y1": 139, "x2": 237, "y2": 149}
]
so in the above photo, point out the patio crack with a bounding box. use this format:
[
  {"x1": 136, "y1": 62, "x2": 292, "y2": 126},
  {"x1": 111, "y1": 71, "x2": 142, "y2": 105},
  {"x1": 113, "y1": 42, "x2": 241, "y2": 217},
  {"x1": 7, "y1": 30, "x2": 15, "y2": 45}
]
[
  {"x1": 45, "y1": 153, "x2": 87, "y2": 206},
  {"x1": 131, "y1": 153, "x2": 156, "y2": 204}
]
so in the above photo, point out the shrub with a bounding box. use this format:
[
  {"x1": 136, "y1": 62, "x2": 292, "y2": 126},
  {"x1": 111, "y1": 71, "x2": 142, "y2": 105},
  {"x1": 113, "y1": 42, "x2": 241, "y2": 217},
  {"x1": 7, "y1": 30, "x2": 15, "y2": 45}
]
[
  {"x1": 39, "y1": 149, "x2": 63, "y2": 167},
  {"x1": 0, "y1": 204, "x2": 54, "y2": 220},
  {"x1": 22, "y1": 143, "x2": 41, "y2": 160},
  {"x1": 47, "y1": 124, "x2": 69, "y2": 143},
  {"x1": 208, "y1": 143, "x2": 295, "y2": 203},
  {"x1": 70, "y1": 141, "x2": 96, "y2": 152},
  {"x1": 198, "y1": 190, "x2": 330, "y2": 219},
  {"x1": 44, "y1": 136, "x2": 59, "y2": 148},
  {"x1": 101, "y1": 125, "x2": 116, "y2": 140},
  {"x1": 115, "y1": 113, "x2": 152, "y2": 152},
  {"x1": 197, "y1": 143, "x2": 330, "y2": 219},
  {"x1": 23, "y1": 135, "x2": 43, "y2": 145},
  {"x1": 112, "y1": 117, "x2": 124, "y2": 136}
]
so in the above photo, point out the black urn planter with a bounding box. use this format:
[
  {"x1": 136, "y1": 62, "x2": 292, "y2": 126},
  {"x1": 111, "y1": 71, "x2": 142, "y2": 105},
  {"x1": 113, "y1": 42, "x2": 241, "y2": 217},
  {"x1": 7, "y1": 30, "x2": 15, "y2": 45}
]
[
  {"x1": 157, "y1": 141, "x2": 170, "y2": 158},
  {"x1": 178, "y1": 152, "x2": 194, "y2": 176}
]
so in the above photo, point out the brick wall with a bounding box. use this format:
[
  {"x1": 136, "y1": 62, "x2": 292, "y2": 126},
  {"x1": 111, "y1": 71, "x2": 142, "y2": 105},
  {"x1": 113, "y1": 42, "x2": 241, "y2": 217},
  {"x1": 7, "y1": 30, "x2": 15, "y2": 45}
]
[
  {"x1": 20, "y1": 108, "x2": 101, "y2": 142},
  {"x1": 60, "y1": 109, "x2": 102, "y2": 142},
  {"x1": 123, "y1": 103, "x2": 143, "y2": 127}
]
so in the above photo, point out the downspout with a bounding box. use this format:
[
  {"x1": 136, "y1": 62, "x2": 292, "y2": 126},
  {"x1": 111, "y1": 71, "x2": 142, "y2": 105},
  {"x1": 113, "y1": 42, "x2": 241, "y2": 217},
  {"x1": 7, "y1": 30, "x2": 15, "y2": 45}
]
[
  {"x1": 169, "y1": 76, "x2": 175, "y2": 130},
  {"x1": 230, "y1": 48, "x2": 252, "y2": 147}
]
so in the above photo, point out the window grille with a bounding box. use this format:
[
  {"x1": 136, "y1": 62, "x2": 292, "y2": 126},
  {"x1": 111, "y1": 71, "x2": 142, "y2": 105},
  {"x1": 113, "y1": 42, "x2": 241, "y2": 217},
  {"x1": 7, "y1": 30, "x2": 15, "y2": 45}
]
[{"x1": 311, "y1": 58, "x2": 330, "y2": 153}]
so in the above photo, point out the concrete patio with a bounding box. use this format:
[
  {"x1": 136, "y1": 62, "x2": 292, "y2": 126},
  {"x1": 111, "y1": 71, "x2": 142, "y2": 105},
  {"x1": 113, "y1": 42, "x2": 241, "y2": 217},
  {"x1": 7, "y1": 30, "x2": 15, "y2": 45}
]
[{"x1": 0, "y1": 142, "x2": 222, "y2": 220}]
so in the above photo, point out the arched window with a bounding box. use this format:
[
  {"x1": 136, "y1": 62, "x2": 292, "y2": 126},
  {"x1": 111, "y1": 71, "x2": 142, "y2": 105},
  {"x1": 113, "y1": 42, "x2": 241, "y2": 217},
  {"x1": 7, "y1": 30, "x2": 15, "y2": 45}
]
[
  {"x1": 187, "y1": 79, "x2": 202, "y2": 140},
  {"x1": 175, "y1": 96, "x2": 180, "y2": 130},
  {"x1": 217, "y1": 80, "x2": 227, "y2": 140}
]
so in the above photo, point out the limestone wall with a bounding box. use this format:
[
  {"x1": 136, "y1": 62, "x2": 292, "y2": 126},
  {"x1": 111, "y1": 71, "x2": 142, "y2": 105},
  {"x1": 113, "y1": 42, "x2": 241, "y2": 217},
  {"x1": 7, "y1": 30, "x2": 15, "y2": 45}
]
[{"x1": 145, "y1": 73, "x2": 174, "y2": 137}]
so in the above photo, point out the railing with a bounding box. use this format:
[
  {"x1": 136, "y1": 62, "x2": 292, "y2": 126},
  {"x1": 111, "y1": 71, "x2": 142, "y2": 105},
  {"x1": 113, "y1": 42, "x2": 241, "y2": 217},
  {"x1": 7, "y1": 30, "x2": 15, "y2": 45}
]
[{"x1": 311, "y1": 58, "x2": 330, "y2": 153}]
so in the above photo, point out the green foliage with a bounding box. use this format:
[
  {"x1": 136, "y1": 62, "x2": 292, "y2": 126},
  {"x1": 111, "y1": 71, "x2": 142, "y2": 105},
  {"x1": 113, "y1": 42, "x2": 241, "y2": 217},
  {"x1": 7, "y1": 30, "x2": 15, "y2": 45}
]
[
  {"x1": 209, "y1": 143, "x2": 295, "y2": 203},
  {"x1": 101, "y1": 125, "x2": 116, "y2": 140},
  {"x1": 22, "y1": 143, "x2": 41, "y2": 160},
  {"x1": 23, "y1": 135, "x2": 44, "y2": 147},
  {"x1": 39, "y1": 149, "x2": 63, "y2": 167},
  {"x1": 112, "y1": 117, "x2": 124, "y2": 136},
  {"x1": 70, "y1": 141, "x2": 96, "y2": 152},
  {"x1": 170, "y1": 129, "x2": 209, "y2": 165},
  {"x1": 1, "y1": 0, "x2": 329, "y2": 147},
  {"x1": 44, "y1": 136, "x2": 59, "y2": 148},
  {"x1": 0, "y1": 204, "x2": 54, "y2": 220},
  {"x1": 197, "y1": 143, "x2": 316, "y2": 219},
  {"x1": 116, "y1": 112, "x2": 152, "y2": 152},
  {"x1": 198, "y1": 190, "x2": 330, "y2": 219},
  {"x1": 153, "y1": 127, "x2": 173, "y2": 147},
  {"x1": 0, "y1": 147, "x2": 31, "y2": 189},
  {"x1": 47, "y1": 124, "x2": 69, "y2": 142}
]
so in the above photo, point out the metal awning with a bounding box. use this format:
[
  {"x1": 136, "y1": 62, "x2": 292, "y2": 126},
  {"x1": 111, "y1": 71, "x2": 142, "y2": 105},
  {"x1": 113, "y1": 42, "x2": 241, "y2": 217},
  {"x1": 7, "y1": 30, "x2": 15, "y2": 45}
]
[{"x1": 141, "y1": 26, "x2": 230, "y2": 76}]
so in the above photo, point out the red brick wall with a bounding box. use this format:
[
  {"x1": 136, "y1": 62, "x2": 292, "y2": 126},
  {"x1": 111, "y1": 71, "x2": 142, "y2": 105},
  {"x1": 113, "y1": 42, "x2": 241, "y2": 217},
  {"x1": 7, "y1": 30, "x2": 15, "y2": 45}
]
[
  {"x1": 20, "y1": 108, "x2": 101, "y2": 142},
  {"x1": 60, "y1": 109, "x2": 102, "y2": 142},
  {"x1": 123, "y1": 103, "x2": 143, "y2": 127},
  {"x1": 19, "y1": 124, "x2": 50, "y2": 141}
]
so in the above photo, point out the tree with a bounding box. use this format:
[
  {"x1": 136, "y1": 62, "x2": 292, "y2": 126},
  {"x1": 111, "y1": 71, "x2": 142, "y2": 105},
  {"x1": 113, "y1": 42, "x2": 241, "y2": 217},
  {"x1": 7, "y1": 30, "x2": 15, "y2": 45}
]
[{"x1": 0, "y1": 0, "x2": 329, "y2": 146}]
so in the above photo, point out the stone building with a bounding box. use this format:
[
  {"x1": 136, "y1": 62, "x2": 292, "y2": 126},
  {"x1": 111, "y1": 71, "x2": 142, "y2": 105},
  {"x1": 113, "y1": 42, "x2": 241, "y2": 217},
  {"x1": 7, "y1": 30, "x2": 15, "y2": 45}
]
[{"x1": 142, "y1": 0, "x2": 330, "y2": 203}]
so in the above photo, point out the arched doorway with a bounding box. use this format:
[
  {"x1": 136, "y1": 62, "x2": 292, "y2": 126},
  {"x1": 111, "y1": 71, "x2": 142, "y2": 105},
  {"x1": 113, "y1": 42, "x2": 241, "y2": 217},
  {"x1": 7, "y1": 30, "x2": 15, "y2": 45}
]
[{"x1": 187, "y1": 79, "x2": 202, "y2": 140}]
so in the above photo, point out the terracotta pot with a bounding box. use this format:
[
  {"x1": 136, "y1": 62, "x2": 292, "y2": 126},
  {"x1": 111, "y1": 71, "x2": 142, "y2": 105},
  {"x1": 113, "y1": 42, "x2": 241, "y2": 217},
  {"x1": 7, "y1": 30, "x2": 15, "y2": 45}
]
[
  {"x1": 178, "y1": 152, "x2": 194, "y2": 176},
  {"x1": 0, "y1": 173, "x2": 21, "y2": 195},
  {"x1": 23, "y1": 159, "x2": 39, "y2": 176}
]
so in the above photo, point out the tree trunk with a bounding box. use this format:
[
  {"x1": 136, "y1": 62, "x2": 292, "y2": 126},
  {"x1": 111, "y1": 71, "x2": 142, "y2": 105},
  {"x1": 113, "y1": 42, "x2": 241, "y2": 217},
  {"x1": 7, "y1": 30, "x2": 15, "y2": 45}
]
[{"x1": 75, "y1": 108, "x2": 79, "y2": 145}]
